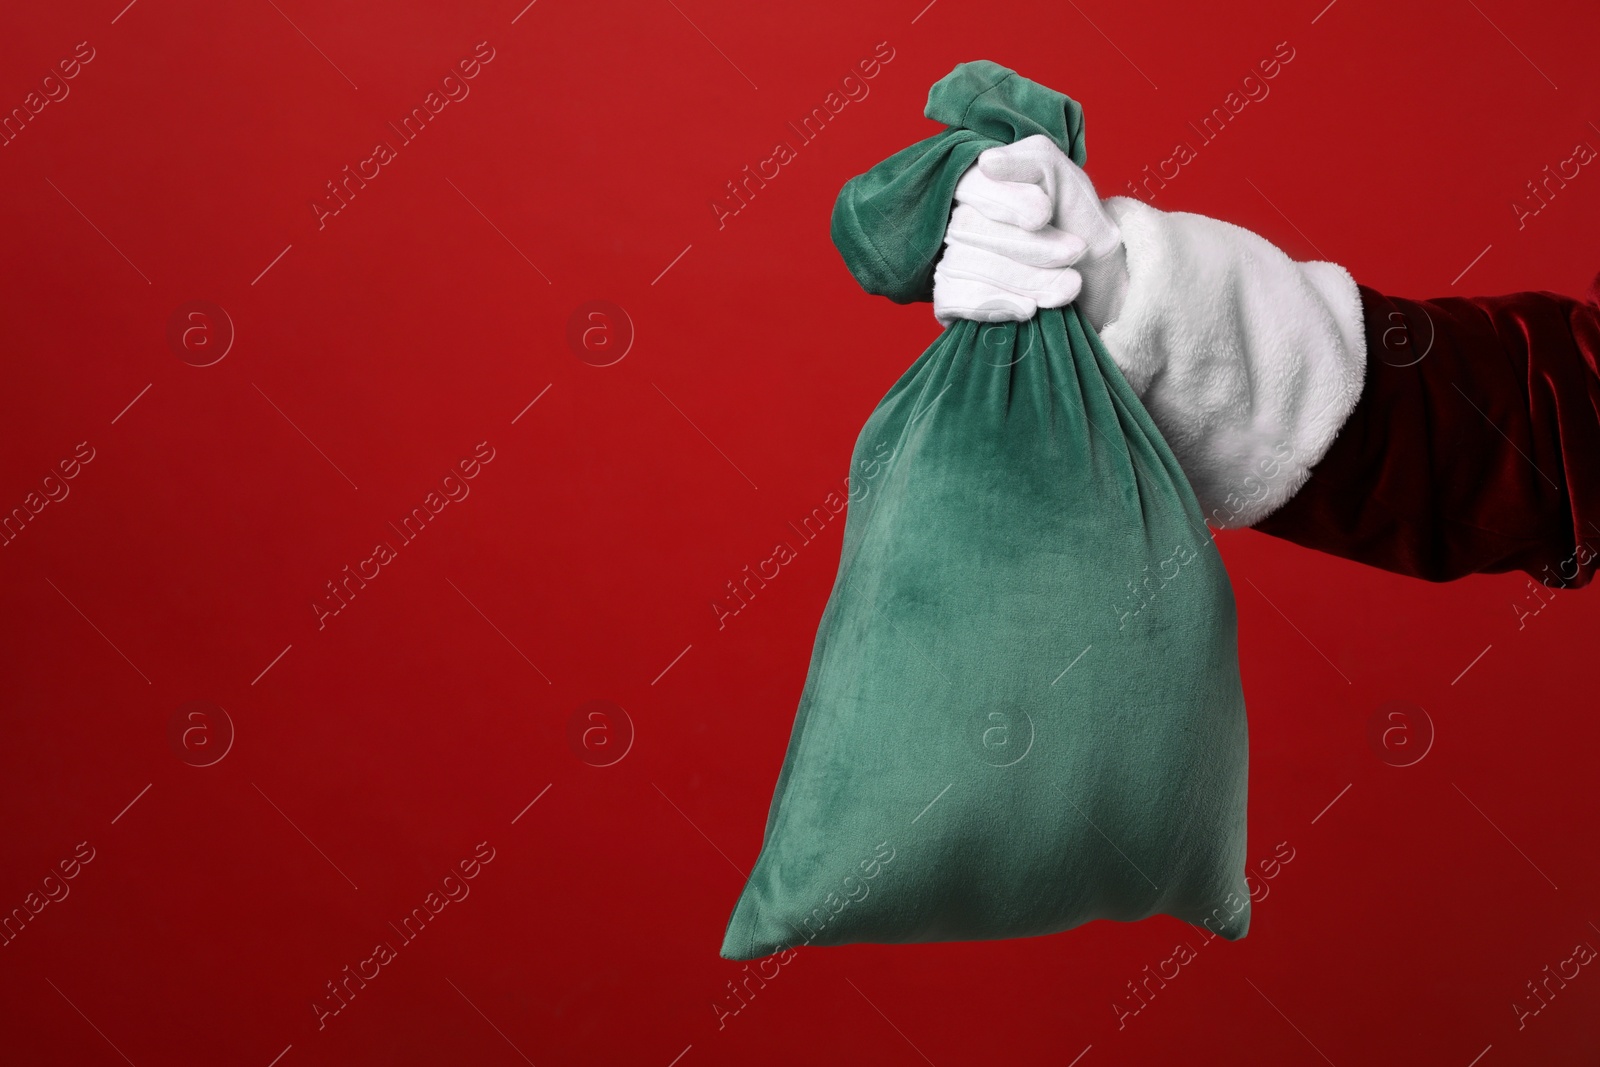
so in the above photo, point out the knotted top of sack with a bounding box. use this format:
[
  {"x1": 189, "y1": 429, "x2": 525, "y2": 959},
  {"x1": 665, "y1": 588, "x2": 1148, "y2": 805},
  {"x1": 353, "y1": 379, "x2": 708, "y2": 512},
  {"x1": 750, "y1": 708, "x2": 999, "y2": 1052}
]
[{"x1": 831, "y1": 60, "x2": 1087, "y2": 305}]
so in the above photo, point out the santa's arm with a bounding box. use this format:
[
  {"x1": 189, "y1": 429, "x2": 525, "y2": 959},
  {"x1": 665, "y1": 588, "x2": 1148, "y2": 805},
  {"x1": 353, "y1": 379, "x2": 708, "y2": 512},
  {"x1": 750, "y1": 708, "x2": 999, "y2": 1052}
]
[
  {"x1": 1251, "y1": 279, "x2": 1600, "y2": 589},
  {"x1": 1089, "y1": 196, "x2": 1600, "y2": 588},
  {"x1": 932, "y1": 141, "x2": 1600, "y2": 588}
]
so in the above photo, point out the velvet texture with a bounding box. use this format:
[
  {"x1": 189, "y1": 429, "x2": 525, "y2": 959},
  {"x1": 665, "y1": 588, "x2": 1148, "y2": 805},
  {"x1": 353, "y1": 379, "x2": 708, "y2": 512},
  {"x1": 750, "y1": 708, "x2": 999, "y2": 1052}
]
[
  {"x1": 1254, "y1": 280, "x2": 1600, "y2": 589},
  {"x1": 720, "y1": 62, "x2": 1252, "y2": 962}
]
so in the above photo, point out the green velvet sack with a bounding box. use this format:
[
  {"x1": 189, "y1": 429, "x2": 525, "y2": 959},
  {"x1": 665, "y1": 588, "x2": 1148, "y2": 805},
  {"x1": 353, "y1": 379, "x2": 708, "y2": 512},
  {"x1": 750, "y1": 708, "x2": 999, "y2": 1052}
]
[{"x1": 720, "y1": 61, "x2": 1251, "y2": 962}]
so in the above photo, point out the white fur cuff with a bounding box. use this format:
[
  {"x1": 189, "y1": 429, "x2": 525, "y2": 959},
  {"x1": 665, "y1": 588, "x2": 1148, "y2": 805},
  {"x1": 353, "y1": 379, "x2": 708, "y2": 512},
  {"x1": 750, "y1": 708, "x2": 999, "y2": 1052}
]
[{"x1": 1096, "y1": 196, "x2": 1367, "y2": 529}]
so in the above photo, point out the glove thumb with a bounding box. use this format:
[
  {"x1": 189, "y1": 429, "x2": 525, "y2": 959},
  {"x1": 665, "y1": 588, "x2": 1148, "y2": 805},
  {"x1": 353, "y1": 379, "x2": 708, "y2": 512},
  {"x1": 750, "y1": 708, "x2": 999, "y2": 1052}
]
[{"x1": 977, "y1": 147, "x2": 1047, "y2": 187}]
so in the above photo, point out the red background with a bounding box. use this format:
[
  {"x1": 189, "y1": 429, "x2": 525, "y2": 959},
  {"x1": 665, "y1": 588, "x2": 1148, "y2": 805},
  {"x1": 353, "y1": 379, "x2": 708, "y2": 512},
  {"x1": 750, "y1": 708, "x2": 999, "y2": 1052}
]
[{"x1": 3, "y1": 0, "x2": 1599, "y2": 1063}]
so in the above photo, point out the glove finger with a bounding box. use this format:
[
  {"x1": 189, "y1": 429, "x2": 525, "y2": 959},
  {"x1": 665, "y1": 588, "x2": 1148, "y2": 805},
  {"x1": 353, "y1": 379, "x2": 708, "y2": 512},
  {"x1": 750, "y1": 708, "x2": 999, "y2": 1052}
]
[
  {"x1": 981, "y1": 138, "x2": 1125, "y2": 256},
  {"x1": 937, "y1": 251, "x2": 1083, "y2": 307},
  {"x1": 941, "y1": 235, "x2": 1083, "y2": 295},
  {"x1": 953, "y1": 166, "x2": 1052, "y2": 230},
  {"x1": 977, "y1": 135, "x2": 1068, "y2": 187},
  {"x1": 933, "y1": 275, "x2": 1038, "y2": 325},
  {"x1": 1018, "y1": 264, "x2": 1082, "y2": 308},
  {"x1": 948, "y1": 206, "x2": 1088, "y2": 268},
  {"x1": 977, "y1": 147, "x2": 1047, "y2": 187}
]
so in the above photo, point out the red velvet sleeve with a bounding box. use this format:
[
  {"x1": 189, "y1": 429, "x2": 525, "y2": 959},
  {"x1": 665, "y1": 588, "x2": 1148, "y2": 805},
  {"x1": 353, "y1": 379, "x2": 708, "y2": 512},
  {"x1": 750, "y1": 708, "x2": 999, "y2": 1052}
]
[{"x1": 1251, "y1": 275, "x2": 1600, "y2": 588}]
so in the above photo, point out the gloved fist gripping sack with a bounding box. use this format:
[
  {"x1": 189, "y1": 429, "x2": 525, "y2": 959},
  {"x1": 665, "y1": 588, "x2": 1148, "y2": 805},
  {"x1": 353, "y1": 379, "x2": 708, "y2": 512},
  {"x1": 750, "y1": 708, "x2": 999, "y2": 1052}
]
[{"x1": 719, "y1": 61, "x2": 1251, "y2": 962}]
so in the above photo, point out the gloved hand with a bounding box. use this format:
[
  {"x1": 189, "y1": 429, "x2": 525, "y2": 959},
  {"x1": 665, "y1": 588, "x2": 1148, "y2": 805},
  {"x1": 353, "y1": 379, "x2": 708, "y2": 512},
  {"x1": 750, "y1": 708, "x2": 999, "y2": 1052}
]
[
  {"x1": 932, "y1": 167, "x2": 1087, "y2": 327},
  {"x1": 932, "y1": 135, "x2": 1368, "y2": 533},
  {"x1": 932, "y1": 134, "x2": 1130, "y2": 331}
]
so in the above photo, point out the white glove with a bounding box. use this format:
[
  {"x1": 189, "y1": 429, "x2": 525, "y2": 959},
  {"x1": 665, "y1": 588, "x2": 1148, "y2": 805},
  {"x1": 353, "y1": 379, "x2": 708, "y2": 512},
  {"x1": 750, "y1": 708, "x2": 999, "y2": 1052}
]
[
  {"x1": 932, "y1": 134, "x2": 1130, "y2": 331},
  {"x1": 932, "y1": 164, "x2": 1088, "y2": 327}
]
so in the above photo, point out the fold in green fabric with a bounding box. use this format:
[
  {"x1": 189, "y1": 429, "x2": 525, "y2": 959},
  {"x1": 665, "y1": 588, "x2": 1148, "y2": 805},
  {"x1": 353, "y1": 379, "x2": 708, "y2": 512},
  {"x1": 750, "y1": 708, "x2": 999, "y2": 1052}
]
[
  {"x1": 721, "y1": 60, "x2": 1250, "y2": 962},
  {"x1": 830, "y1": 59, "x2": 1087, "y2": 305}
]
